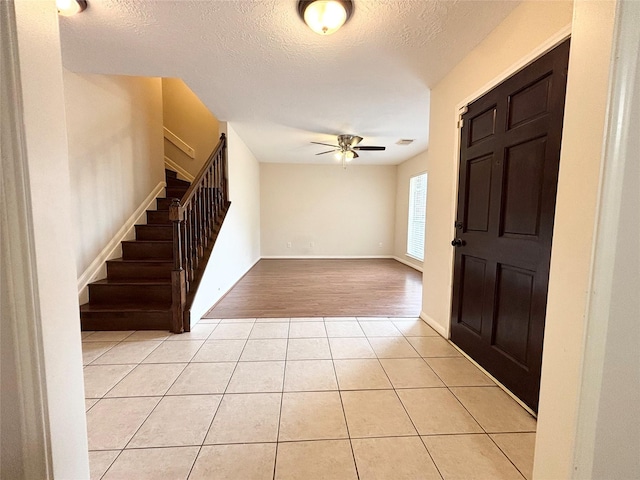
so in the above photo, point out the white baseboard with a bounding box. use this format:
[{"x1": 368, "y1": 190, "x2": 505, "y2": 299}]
[
  {"x1": 164, "y1": 156, "x2": 195, "y2": 182},
  {"x1": 420, "y1": 311, "x2": 449, "y2": 338},
  {"x1": 393, "y1": 255, "x2": 423, "y2": 272},
  {"x1": 77, "y1": 181, "x2": 166, "y2": 303},
  {"x1": 260, "y1": 255, "x2": 395, "y2": 260}
]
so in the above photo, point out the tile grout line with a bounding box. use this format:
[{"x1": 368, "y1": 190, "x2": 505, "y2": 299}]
[
  {"x1": 87, "y1": 332, "x2": 175, "y2": 475},
  {"x1": 94, "y1": 331, "x2": 174, "y2": 478},
  {"x1": 435, "y1": 372, "x2": 531, "y2": 477},
  {"x1": 273, "y1": 319, "x2": 291, "y2": 480},
  {"x1": 327, "y1": 329, "x2": 361, "y2": 480},
  {"x1": 98, "y1": 449, "x2": 125, "y2": 480},
  {"x1": 85, "y1": 318, "x2": 533, "y2": 478},
  {"x1": 485, "y1": 434, "x2": 529, "y2": 480},
  {"x1": 370, "y1": 340, "x2": 446, "y2": 480},
  {"x1": 187, "y1": 322, "x2": 254, "y2": 478},
  {"x1": 109, "y1": 327, "x2": 215, "y2": 458}
]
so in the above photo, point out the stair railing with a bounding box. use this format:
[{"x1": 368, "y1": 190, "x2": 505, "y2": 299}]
[{"x1": 169, "y1": 133, "x2": 229, "y2": 333}]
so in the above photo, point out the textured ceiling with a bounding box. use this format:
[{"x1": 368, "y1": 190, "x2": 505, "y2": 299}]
[{"x1": 59, "y1": 0, "x2": 519, "y2": 165}]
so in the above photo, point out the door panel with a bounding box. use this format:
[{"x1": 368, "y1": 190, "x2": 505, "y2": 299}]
[
  {"x1": 458, "y1": 256, "x2": 487, "y2": 335},
  {"x1": 469, "y1": 106, "x2": 497, "y2": 145},
  {"x1": 450, "y1": 39, "x2": 570, "y2": 412},
  {"x1": 501, "y1": 137, "x2": 547, "y2": 237},
  {"x1": 493, "y1": 264, "x2": 535, "y2": 365},
  {"x1": 466, "y1": 155, "x2": 493, "y2": 232},
  {"x1": 507, "y1": 74, "x2": 552, "y2": 128}
]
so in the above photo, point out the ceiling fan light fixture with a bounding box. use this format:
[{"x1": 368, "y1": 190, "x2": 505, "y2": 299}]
[
  {"x1": 298, "y1": 0, "x2": 353, "y2": 35},
  {"x1": 56, "y1": 0, "x2": 87, "y2": 16}
]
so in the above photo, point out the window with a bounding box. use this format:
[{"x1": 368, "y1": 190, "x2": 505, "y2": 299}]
[{"x1": 407, "y1": 172, "x2": 427, "y2": 261}]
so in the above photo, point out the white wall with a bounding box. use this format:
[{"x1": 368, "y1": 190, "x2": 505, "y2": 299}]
[
  {"x1": 394, "y1": 151, "x2": 428, "y2": 270},
  {"x1": 162, "y1": 77, "x2": 220, "y2": 178},
  {"x1": 12, "y1": 1, "x2": 90, "y2": 477},
  {"x1": 260, "y1": 164, "x2": 396, "y2": 257},
  {"x1": 64, "y1": 71, "x2": 164, "y2": 282},
  {"x1": 190, "y1": 122, "x2": 261, "y2": 324},
  {"x1": 420, "y1": 0, "x2": 574, "y2": 334}
]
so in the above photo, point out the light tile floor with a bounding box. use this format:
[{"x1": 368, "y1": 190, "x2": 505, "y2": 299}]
[{"x1": 83, "y1": 317, "x2": 536, "y2": 480}]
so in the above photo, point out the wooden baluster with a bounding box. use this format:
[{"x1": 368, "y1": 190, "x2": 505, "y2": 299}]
[
  {"x1": 206, "y1": 167, "x2": 212, "y2": 241},
  {"x1": 214, "y1": 156, "x2": 218, "y2": 217},
  {"x1": 186, "y1": 205, "x2": 193, "y2": 284},
  {"x1": 169, "y1": 199, "x2": 185, "y2": 334},
  {"x1": 191, "y1": 205, "x2": 197, "y2": 279},
  {"x1": 198, "y1": 185, "x2": 204, "y2": 258},
  {"x1": 188, "y1": 205, "x2": 194, "y2": 282},
  {"x1": 216, "y1": 154, "x2": 222, "y2": 216},
  {"x1": 203, "y1": 171, "x2": 208, "y2": 249},
  {"x1": 222, "y1": 138, "x2": 228, "y2": 207},
  {"x1": 196, "y1": 187, "x2": 202, "y2": 265}
]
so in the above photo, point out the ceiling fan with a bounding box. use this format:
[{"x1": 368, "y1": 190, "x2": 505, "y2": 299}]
[{"x1": 311, "y1": 134, "x2": 386, "y2": 168}]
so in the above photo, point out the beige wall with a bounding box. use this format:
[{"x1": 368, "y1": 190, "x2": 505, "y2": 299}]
[
  {"x1": 64, "y1": 72, "x2": 165, "y2": 279},
  {"x1": 535, "y1": 1, "x2": 617, "y2": 477},
  {"x1": 190, "y1": 122, "x2": 261, "y2": 323},
  {"x1": 12, "y1": 1, "x2": 90, "y2": 477},
  {"x1": 418, "y1": 0, "x2": 622, "y2": 477},
  {"x1": 394, "y1": 151, "x2": 428, "y2": 270},
  {"x1": 162, "y1": 77, "x2": 219, "y2": 178},
  {"x1": 260, "y1": 164, "x2": 396, "y2": 257},
  {"x1": 420, "y1": 0, "x2": 573, "y2": 331},
  {"x1": 572, "y1": 2, "x2": 640, "y2": 475}
]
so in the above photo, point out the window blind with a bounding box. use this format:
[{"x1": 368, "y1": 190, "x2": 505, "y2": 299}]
[{"x1": 407, "y1": 173, "x2": 427, "y2": 261}]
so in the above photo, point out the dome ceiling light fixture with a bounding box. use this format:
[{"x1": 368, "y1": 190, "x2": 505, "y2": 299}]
[
  {"x1": 56, "y1": 0, "x2": 87, "y2": 16},
  {"x1": 297, "y1": 0, "x2": 354, "y2": 35}
]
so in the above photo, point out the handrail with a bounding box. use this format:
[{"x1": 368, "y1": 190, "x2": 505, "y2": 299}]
[
  {"x1": 168, "y1": 133, "x2": 229, "y2": 333},
  {"x1": 177, "y1": 133, "x2": 226, "y2": 209}
]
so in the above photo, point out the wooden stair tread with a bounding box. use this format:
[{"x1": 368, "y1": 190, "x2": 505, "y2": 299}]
[
  {"x1": 81, "y1": 162, "x2": 223, "y2": 333},
  {"x1": 81, "y1": 303, "x2": 171, "y2": 312},
  {"x1": 90, "y1": 278, "x2": 171, "y2": 286},
  {"x1": 108, "y1": 258, "x2": 172, "y2": 264},
  {"x1": 121, "y1": 239, "x2": 173, "y2": 244}
]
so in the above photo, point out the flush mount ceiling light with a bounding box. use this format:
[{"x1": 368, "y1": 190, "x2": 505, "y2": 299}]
[
  {"x1": 298, "y1": 0, "x2": 353, "y2": 35},
  {"x1": 56, "y1": 0, "x2": 87, "y2": 16}
]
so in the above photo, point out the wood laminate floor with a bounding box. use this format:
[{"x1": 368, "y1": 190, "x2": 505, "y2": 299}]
[{"x1": 204, "y1": 259, "x2": 423, "y2": 318}]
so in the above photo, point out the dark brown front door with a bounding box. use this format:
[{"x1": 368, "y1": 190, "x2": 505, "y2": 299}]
[{"x1": 450, "y1": 39, "x2": 570, "y2": 412}]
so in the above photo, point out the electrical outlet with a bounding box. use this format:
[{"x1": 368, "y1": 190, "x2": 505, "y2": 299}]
[{"x1": 287, "y1": 242, "x2": 292, "y2": 248}]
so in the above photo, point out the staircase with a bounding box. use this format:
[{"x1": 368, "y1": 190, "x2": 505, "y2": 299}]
[{"x1": 80, "y1": 170, "x2": 191, "y2": 331}]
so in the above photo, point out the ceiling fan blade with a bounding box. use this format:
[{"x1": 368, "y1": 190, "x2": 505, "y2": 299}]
[
  {"x1": 311, "y1": 141, "x2": 339, "y2": 148},
  {"x1": 353, "y1": 146, "x2": 386, "y2": 151},
  {"x1": 315, "y1": 149, "x2": 339, "y2": 155}
]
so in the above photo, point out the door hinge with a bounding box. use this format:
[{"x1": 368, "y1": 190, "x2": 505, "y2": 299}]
[{"x1": 457, "y1": 105, "x2": 468, "y2": 129}]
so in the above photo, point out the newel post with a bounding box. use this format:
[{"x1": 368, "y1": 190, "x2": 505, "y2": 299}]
[
  {"x1": 221, "y1": 132, "x2": 228, "y2": 203},
  {"x1": 169, "y1": 199, "x2": 186, "y2": 334}
]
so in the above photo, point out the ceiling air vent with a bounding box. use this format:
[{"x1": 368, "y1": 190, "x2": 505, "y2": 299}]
[{"x1": 396, "y1": 139, "x2": 414, "y2": 145}]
